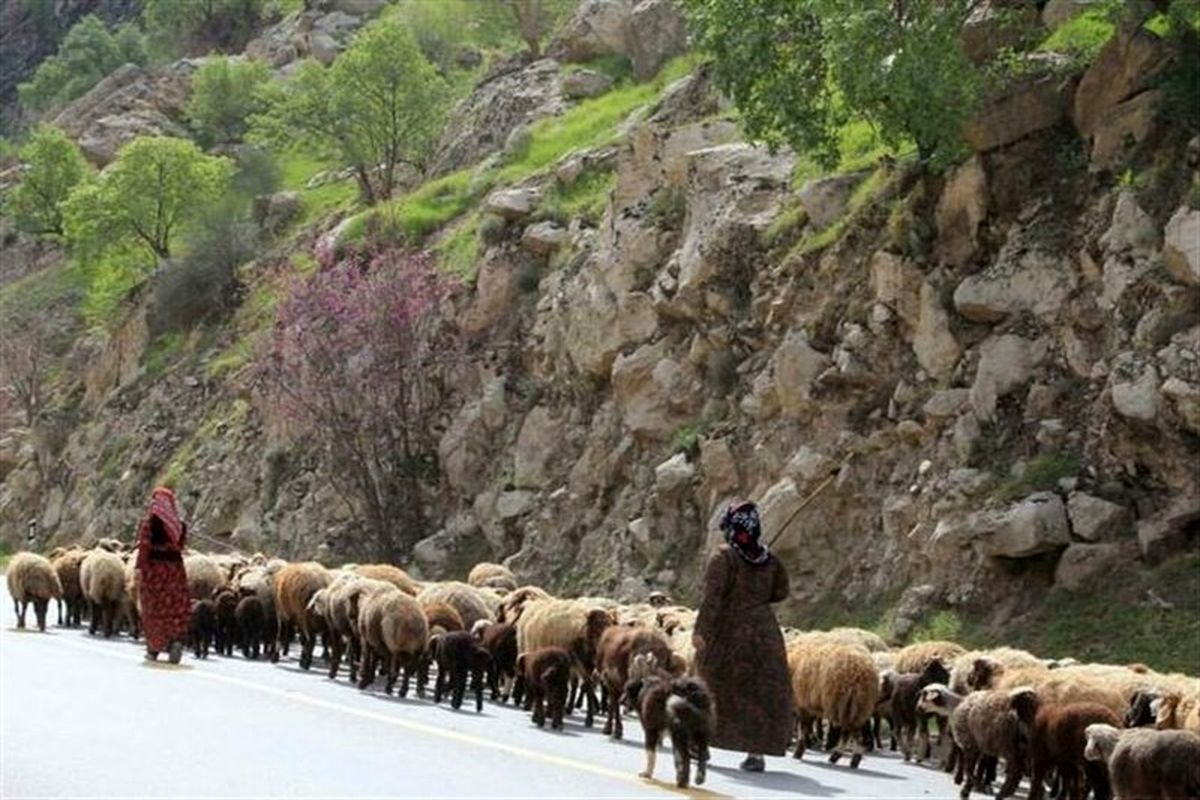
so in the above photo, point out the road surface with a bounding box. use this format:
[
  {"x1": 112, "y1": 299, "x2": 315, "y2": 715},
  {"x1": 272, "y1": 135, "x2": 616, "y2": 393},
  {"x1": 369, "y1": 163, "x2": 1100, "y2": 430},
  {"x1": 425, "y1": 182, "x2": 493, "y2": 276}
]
[{"x1": 1, "y1": 586, "x2": 960, "y2": 799}]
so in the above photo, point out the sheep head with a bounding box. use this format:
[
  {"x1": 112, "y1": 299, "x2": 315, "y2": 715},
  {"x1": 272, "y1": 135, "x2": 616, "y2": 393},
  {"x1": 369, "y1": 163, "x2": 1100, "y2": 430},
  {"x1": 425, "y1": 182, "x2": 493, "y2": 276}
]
[
  {"x1": 917, "y1": 683, "x2": 956, "y2": 716},
  {"x1": 1008, "y1": 686, "x2": 1040, "y2": 724},
  {"x1": 1084, "y1": 723, "x2": 1122, "y2": 763},
  {"x1": 1153, "y1": 693, "x2": 1182, "y2": 729},
  {"x1": 921, "y1": 657, "x2": 951, "y2": 686},
  {"x1": 1125, "y1": 690, "x2": 1159, "y2": 728},
  {"x1": 968, "y1": 657, "x2": 999, "y2": 691}
]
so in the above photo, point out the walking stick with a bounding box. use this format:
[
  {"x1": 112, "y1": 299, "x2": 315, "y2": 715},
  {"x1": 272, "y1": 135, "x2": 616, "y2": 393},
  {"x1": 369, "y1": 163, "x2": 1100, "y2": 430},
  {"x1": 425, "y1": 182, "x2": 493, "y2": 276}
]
[{"x1": 766, "y1": 458, "x2": 851, "y2": 548}]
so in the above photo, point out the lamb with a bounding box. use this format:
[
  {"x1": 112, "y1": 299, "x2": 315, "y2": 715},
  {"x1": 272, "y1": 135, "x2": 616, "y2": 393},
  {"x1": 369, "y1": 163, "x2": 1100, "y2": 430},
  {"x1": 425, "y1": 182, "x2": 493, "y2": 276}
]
[
  {"x1": 477, "y1": 622, "x2": 518, "y2": 702},
  {"x1": 917, "y1": 684, "x2": 966, "y2": 776},
  {"x1": 790, "y1": 643, "x2": 880, "y2": 768},
  {"x1": 596, "y1": 625, "x2": 683, "y2": 739},
  {"x1": 416, "y1": 582, "x2": 493, "y2": 630},
  {"x1": 357, "y1": 587, "x2": 429, "y2": 697},
  {"x1": 1085, "y1": 723, "x2": 1200, "y2": 800},
  {"x1": 190, "y1": 599, "x2": 217, "y2": 659},
  {"x1": 184, "y1": 553, "x2": 226, "y2": 600},
  {"x1": 467, "y1": 562, "x2": 517, "y2": 592},
  {"x1": 80, "y1": 548, "x2": 126, "y2": 637},
  {"x1": 352, "y1": 563, "x2": 420, "y2": 595},
  {"x1": 212, "y1": 587, "x2": 239, "y2": 657},
  {"x1": 515, "y1": 646, "x2": 572, "y2": 730},
  {"x1": 423, "y1": 600, "x2": 465, "y2": 634},
  {"x1": 235, "y1": 595, "x2": 267, "y2": 659},
  {"x1": 624, "y1": 653, "x2": 714, "y2": 789},
  {"x1": 1155, "y1": 692, "x2": 1200, "y2": 734},
  {"x1": 949, "y1": 688, "x2": 1026, "y2": 800},
  {"x1": 6, "y1": 552, "x2": 63, "y2": 631},
  {"x1": 272, "y1": 561, "x2": 331, "y2": 669},
  {"x1": 431, "y1": 630, "x2": 492, "y2": 712},
  {"x1": 889, "y1": 657, "x2": 951, "y2": 762},
  {"x1": 50, "y1": 546, "x2": 87, "y2": 627},
  {"x1": 515, "y1": 598, "x2": 616, "y2": 727},
  {"x1": 1009, "y1": 692, "x2": 1117, "y2": 800}
]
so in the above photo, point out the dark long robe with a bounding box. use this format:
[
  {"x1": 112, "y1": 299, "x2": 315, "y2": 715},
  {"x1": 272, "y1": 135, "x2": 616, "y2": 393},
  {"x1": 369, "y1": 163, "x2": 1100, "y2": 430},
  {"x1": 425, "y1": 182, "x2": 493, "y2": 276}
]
[
  {"x1": 693, "y1": 545, "x2": 792, "y2": 755},
  {"x1": 136, "y1": 488, "x2": 191, "y2": 653}
]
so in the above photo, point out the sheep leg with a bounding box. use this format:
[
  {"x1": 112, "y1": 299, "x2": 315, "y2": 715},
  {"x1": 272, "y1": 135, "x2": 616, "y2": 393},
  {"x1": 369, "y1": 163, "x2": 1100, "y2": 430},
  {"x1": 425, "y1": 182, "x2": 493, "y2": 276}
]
[
  {"x1": 434, "y1": 662, "x2": 447, "y2": 704},
  {"x1": 849, "y1": 726, "x2": 867, "y2": 769},
  {"x1": 960, "y1": 747, "x2": 978, "y2": 800},
  {"x1": 1027, "y1": 756, "x2": 1047, "y2": 800},
  {"x1": 34, "y1": 598, "x2": 49, "y2": 631},
  {"x1": 945, "y1": 743, "x2": 959, "y2": 776},
  {"x1": 87, "y1": 600, "x2": 98, "y2": 635},
  {"x1": 400, "y1": 657, "x2": 415, "y2": 699},
  {"x1": 583, "y1": 679, "x2": 597, "y2": 728},
  {"x1": 329, "y1": 636, "x2": 344, "y2": 680},
  {"x1": 415, "y1": 653, "x2": 429, "y2": 698},
  {"x1": 532, "y1": 688, "x2": 546, "y2": 728},
  {"x1": 826, "y1": 723, "x2": 841, "y2": 753},
  {"x1": 996, "y1": 756, "x2": 1022, "y2": 800},
  {"x1": 612, "y1": 681, "x2": 624, "y2": 740},
  {"x1": 794, "y1": 712, "x2": 811, "y2": 759},
  {"x1": 103, "y1": 601, "x2": 116, "y2": 638},
  {"x1": 672, "y1": 725, "x2": 691, "y2": 788},
  {"x1": 1083, "y1": 760, "x2": 1110, "y2": 800},
  {"x1": 487, "y1": 661, "x2": 500, "y2": 701},
  {"x1": 452, "y1": 665, "x2": 468, "y2": 710},
  {"x1": 385, "y1": 654, "x2": 400, "y2": 695},
  {"x1": 512, "y1": 673, "x2": 526, "y2": 708},
  {"x1": 567, "y1": 678, "x2": 578, "y2": 714},
  {"x1": 639, "y1": 727, "x2": 659, "y2": 779},
  {"x1": 917, "y1": 713, "x2": 932, "y2": 763},
  {"x1": 56, "y1": 598, "x2": 63, "y2": 626},
  {"x1": 16, "y1": 599, "x2": 29, "y2": 629},
  {"x1": 472, "y1": 666, "x2": 484, "y2": 713},
  {"x1": 357, "y1": 646, "x2": 376, "y2": 690},
  {"x1": 695, "y1": 734, "x2": 709, "y2": 785}
]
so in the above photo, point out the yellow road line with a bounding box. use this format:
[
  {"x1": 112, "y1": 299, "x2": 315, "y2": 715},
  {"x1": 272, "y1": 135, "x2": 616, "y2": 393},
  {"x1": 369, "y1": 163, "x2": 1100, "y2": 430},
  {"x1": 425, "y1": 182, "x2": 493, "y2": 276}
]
[{"x1": 19, "y1": 632, "x2": 728, "y2": 800}]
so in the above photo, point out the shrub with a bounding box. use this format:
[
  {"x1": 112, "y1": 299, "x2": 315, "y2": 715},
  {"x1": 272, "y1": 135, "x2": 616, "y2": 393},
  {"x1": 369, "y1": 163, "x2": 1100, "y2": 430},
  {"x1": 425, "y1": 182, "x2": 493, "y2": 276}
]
[
  {"x1": 143, "y1": 0, "x2": 264, "y2": 58},
  {"x1": 187, "y1": 57, "x2": 272, "y2": 146},
  {"x1": 3, "y1": 126, "x2": 90, "y2": 237}
]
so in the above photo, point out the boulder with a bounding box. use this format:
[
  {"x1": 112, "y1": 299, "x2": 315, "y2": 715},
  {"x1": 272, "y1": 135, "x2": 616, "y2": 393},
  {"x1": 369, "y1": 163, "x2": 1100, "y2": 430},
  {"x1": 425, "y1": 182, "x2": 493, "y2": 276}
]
[
  {"x1": 552, "y1": 0, "x2": 688, "y2": 80},
  {"x1": 869, "y1": 251, "x2": 923, "y2": 329},
  {"x1": 461, "y1": 250, "x2": 518, "y2": 334},
  {"x1": 970, "y1": 335, "x2": 1049, "y2": 421},
  {"x1": 1042, "y1": 0, "x2": 1100, "y2": 29},
  {"x1": 961, "y1": 2, "x2": 1038, "y2": 64},
  {"x1": 966, "y1": 55, "x2": 1073, "y2": 152},
  {"x1": 561, "y1": 68, "x2": 614, "y2": 99},
  {"x1": 1109, "y1": 353, "x2": 1159, "y2": 422},
  {"x1": 1054, "y1": 543, "x2": 1124, "y2": 590},
  {"x1": 1073, "y1": 29, "x2": 1168, "y2": 139},
  {"x1": 1162, "y1": 377, "x2": 1200, "y2": 435},
  {"x1": 496, "y1": 490, "x2": 537, "y2": 520},
  {"x1": 654, "y1": 452, "x2": 694, "y2": 495},
  {"x1": 1067, "y1": 491, "x2": 1133, "y2": 542},
  {"x1": 522, "y1": 221, "x2": 569, "y2": 255},
  {"x1": 484, "y1": 187, "x2": 541, "y2": 221},
  {"x1": 625, "y1": 0, "x2": 689, "y2": 80},
  {"x1": 798, "y1": 173, "x2": 865, "y2": 230},
  {"x1": 1088, "y1": 89, "x2": 1162, "y2": 168},
  {"x1": 773, "y1": 330, "x2": 829, "y2": 419},
  {"x1": 935, "y1": 156, "x2": 988, "y2": 267},
  {"x1": 513, "y1": 407, "x2": 566, "y2": 489},
  {"x1": 1164, "y1": 206, "x2": 1200, "y2": 287},
  {"x1": 953, "y1": 234, "x2": 1076, "y2": 322},
  {"x1": 757, "y1": 477, "x2": 802, "y2": 550},
  {"x1": 612, "y1": 343, "x2": 700, "y2": 440},
  {"x1": 698, "y1": 437, "x2": 739, "y2": 510},
  {"x1": 981, "y1": 492, "x2": 1071, "y2": 558},
  {"x1": 914, "y1": 282, "x2": 962, "y2": 380},
  {"x1": 1137, "y1": 494, "x2": 1200, "y2": 563},
  {"x1": 307, "y1": 31, "x2": 340, "y2": 65},
  {"x1": 552, "y1": 0, "x2": 631, "y2": 62},
  {"x1": 1100, "y1": 190, "x2": 1157, "y2": 255},
  {"x1": 784, "y1": 446, "x2": 835, "y2": 485},
  {"x1": 923, "y1": 389, "x2": 971, "y2": 421}
]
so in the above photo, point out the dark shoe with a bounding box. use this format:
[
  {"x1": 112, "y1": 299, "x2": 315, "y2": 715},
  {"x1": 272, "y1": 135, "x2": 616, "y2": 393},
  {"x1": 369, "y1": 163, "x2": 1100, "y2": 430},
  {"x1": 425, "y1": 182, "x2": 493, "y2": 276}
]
[
  {"x1": 145, "y1": 650, "x2": 159, "y2": 662},
  {"x1": 168, "y1": 640, "x2": 184, "y2": 664},
  {"x1": 739, "y1": 755, "x2": 765, "y2": 772}
]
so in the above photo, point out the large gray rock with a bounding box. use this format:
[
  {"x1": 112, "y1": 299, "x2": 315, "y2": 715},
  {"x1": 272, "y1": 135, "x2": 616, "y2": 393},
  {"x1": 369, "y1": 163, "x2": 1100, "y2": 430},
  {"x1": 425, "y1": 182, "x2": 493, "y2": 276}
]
[
  {"x1": 799, "y1": 173, "x2": 865, "y2": 230},
  {"x1": 1055, "y1": 543, "x2": 1124, "y2": 590},
  {"x1": 561, "y1": 68, "x2": 614, "y2": 99},
  {"x1": 758, "y1": 477, "x2": 802, "y2": 550},
  {"x1": 1164, "y1": 206, "x2": 1200, "y2": 287},
  {"x1": 611, "y1": 342, "x2": 701, "y2": 440},
  {"x1": 552, "y1": 0, "x2": 688, "y2": 80},
  {"x1": 654, "y1": 452, "x2": 694, "y2": 496},
  {"x1": 1067, "y1": 491, "x2": 1132, "y2": 542},
  {"x1": 773, "y1": 330, "x2": 829, "y2": 419},
  {"x1": 522, "y1": 221, "x2": 569, "y2": 255},
  {"x1": 625, "y1": 0, "x2": 689, "y2": 80},
  {"x1": 1043, "y1": 0, "x2": 1099, "y2": 29},
  {"x1": 513, "y1": 406, "x2": 566, "y2": 488},
  {"x1": 1109, "y1": 352, "x2": 1159, "y2": 422},
  {"x1": 981, "y1": 492, "x2": 1072, "y2": 558},
  {"x1": 914, "y1": 282, "x2": 962, "y2": 380},
  {"x1": 970, "y1": 335, "x2": 1049, "y2": 421},
  {"x1": 1073, "y1": 29, "x2": 1167, "y2": 139},
  {"x1": 1162, "y1": 377, "x2": 1200, "y2": 435},
  {"x1": 484, "y1": 187, "x2": 541, "y2": 221},
  {"x1": 1137, "y1": 494, "x2": 1200, "y2": 563},
  {"x1": 953, "y1": 234, "x2": 1076, "y2": 323},
  {"x1": 936, "y1": 156, "x2": 988, "y2": 267},
  {"x1": 1100, "y1": 190, "x2": 1157, "y2": 255}
]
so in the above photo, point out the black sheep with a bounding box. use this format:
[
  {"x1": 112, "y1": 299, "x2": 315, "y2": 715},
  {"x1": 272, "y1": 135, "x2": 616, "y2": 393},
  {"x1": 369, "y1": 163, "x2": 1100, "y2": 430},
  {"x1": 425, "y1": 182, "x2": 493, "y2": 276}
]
[
  {"x1": 478, "y1": 622, "x2": 518, "y2": 702},
  {"x1": 889, "y1": 658, "x2": 951, "y2": 762},
  {"x1": 235, "y1": 595, "x2": 266, "y2": 660},
  {"x1": 190, "y1": 599, "x2": 217, "y2": 659},
  {"x1": 432, "y1": 631, "x2": 491, "y2": 712}
]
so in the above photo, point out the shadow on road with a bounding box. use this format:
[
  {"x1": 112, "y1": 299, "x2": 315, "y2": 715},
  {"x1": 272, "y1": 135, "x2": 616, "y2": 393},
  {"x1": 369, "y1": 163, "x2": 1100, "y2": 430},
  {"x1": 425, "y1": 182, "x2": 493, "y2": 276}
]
[{"x1": 709, "y1": 764, "x2": 843, "y2": 796}]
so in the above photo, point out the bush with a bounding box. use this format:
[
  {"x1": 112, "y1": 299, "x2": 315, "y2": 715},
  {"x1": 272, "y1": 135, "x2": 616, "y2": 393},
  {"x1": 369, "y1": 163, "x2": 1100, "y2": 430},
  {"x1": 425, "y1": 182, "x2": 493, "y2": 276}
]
[
  {"x1": 3, "y1": 126, "x2": 90, "y2": 237},
  {"x1": 18, "y1": 15, "x2": 145, "y2": 113},
  {"x1": 143, "y1": 0, "x2": 264, "y2": 58},
  {"x1": 187, "y1": 57, "x2": 271, "y2": 146}
]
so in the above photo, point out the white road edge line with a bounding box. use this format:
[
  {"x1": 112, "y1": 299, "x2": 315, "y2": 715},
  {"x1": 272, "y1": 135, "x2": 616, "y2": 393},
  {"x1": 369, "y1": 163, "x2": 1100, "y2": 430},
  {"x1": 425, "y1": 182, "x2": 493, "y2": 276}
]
[{"x1": 13, "y1": 631, "x2": 728, "y2": 800}]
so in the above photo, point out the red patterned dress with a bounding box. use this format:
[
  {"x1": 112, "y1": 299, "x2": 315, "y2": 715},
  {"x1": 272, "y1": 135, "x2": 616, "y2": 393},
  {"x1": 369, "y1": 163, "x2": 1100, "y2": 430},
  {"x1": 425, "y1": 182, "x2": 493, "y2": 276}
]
[{"x1": 136, "y1": 487, "x2": 191, "y2": 655}]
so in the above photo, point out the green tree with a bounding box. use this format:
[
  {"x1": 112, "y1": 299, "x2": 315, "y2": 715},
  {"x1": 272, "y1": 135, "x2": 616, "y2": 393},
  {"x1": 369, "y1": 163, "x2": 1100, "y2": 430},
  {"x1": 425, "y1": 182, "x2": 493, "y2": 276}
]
[
  {"x1": 684, "y1": 0, "x2": 981, "y2": 169},
  {"x1": 254, "y1": 16, "x2": 450, "y2": 203},
  {"x1": 63, "y1": 136, "x2": 233, "y2": 260},
  {"x1": 186, "y1": 56, "x2": 271, "y2": 145},
  {"x1": 18, "y1": 15, "x2": 145, "y2": 113},
  {"x1": 3, "y1": 126, "x2": 90, "y2": 237},
  {"x1": 143, "y1": 0, "x2": 264, "y2": 57}
]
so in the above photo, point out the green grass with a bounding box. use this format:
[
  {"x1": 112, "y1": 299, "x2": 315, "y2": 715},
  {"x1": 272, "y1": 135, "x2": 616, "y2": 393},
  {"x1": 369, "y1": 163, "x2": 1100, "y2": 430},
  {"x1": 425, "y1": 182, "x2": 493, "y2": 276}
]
[
  {"x1": 0, "y1": 260, "x2": 87, "y2": 327},
  {"x1": 277, "y1": 148, "x2": 359, "y2": 226},
  {"x1": 349, "y1": 168, "x2": 479, "y2": 247},
  {"x1": 993, "y1": 451, "x2": 1082, "y2": 502},
  {"x1": 796, "y1": 165, "x2": 890, "y2": 254},
  {"x1": 1038, "y1": 4, "x2": 1117, "y2": 66},
  {"x1": 536, "y1": 167, "x2": 614, "y2": 226},
  {"x1": 143, "y1": 331, "x2": 186, "y2": 378},
  {"x1": 434, "y1": 213, "x2": 483, "y2": 280},
  {"x1": 792, "y1": 119, "x2": 907, "y2": 187}
]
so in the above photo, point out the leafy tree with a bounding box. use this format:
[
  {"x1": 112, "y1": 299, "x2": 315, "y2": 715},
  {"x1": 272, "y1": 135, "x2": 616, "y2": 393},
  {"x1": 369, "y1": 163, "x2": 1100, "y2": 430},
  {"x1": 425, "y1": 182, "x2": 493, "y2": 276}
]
[
  {"x1": 18, "y1": 15, "x2": 145, "y2": 113},
  {"x1": 63, "y1": 136, "x2": 233, "y2": 260},
  {"x1": 3, "y1": 126, "x2": 90, "y2": 237},
  {"x1": 186, "y1": 56, "x2": 271, "y2": 145},
  {"x1": 257, "y1": 248, "x2": 461, "y2": 561},
  {"x1": 684, "y1": 0, "x2": 982, "y2": 169},
  {"x1": 142, "y1": 0, "x2": 264, "y2": 57},
  {"x1": 254, "y1": 17, "x2": 450, "y2": 203}
]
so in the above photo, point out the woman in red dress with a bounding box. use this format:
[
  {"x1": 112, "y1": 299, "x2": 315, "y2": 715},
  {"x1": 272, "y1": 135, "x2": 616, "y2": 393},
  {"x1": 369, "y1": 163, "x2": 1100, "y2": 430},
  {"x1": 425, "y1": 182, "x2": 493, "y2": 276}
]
[{"x1": 136, "y1": 487, "x2": 191, "y2": 663}]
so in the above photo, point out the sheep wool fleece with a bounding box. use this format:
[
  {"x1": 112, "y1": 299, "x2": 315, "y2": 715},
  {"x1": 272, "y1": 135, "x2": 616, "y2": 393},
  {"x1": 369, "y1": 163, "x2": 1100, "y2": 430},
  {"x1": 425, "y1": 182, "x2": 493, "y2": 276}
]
[
  {"x1": 694, "y1": 545, "x2": 792, "y2": 755},
  {"x1": 136, "y1": 488, "x2": 191, "y2": 653}
]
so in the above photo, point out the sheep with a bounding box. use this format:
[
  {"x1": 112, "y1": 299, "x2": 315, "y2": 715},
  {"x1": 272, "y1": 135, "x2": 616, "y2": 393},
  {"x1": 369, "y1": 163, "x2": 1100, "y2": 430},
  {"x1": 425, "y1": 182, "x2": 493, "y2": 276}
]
[
  {"x1": 596, "y1": 625, "x2": 683, "y2": 740},
  {"x1": 1009, "y1": 692, "x2": 1118, "y2": 800},
  {"x1": 1085, "y1": 724, "x2": 1200, "y2": 800},
  {"x1": 1034, "y1": 672, "x2": 1128, "y2": 719},
  {"x1": 949, "y1": 647, "x2": 1044, "y2": 694},
  {"x1": 416, "y1": 582, "x2": 494, "y2": 631},
  {"x1": 477, "y1": 621, "x2": 518, "y2": 702},
  {"x1": 1125, "y1": 690, "x2": 1159, "y2": 727},
  {"x1": 190, "y1": 599, "x2": 217, "y2": 659},
  {"x1": 352, "y1": 563, "x2": 419, "y2": 595},
  {"x1": 6, "y1": 552, "x2": 62, "y2": 631},
  {"x1": 917, "y1": 684, "x2": 967, "y2": 776},
  {"x1": 184, "y1": 553, "x2": 226, "y2": 600},
  {"x1": 272, "y1": 561, "x2": 331, "y2": 669},
  {"x1": 211, "y1": 587, "x2": 238, "y2": 657},
  {"x1": 235, "y1": 595, "x2": 267, "y2": 659},
  {"x1": 50, "y1": 547, "x2": 87, "y2": 627},
  {"x1": 430, "y1": 630, "x2": 491, "y2": 712},
  {"x1": 80, "y1": 548, "x2": 126, "y2": 637},
  {"x1": 515, "y1": 646, "x2": 572, "y2": 730},
  {"x1": 231, "y1": 564, "x2": 278, "y2": 660},
  {"x1": 889, "y1": 658, "x2": 952, "y2": 762},
  {"x1": 1155, "y1": 692, "x2": 1200, "y2": 734},
  {"x1": 423, "y1": 600, "x2": 465, "y2": 634},
  {"x1": 790, "y1": 643, "x2": 880, "y2": 768},
  {"x1": 119, "y1": 555, "x2": 140, "y2": 638},
  {"x1": 497, "y1": 585, "x2": 552, "y2": 623},
  {"x1": 357, "y1": 587, "x2": 429, "y2": 698},
  {"x1": 322, "y1": 576, "x2": 392, "y2": 682},
  {"x1": 467, "y1": 562, "x2": 517, "y2": 591},
  {"x1": 515, "y1": 598, "x2": 616, "y2": 728},
  {"x1": 624, "y1": 652, "x2": 714, "y2": 789},
  {"x1": 895, "y1": 640, "x2": 967, "y2": 675},
  {"x1": 950, "y1": 688, "x2": 1026, "y2": 800}
]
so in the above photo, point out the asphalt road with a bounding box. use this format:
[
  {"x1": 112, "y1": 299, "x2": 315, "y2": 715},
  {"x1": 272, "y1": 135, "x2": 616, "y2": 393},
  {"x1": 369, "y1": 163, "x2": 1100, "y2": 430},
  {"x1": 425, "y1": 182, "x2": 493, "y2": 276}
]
[{"x1": 1, "y1": 586, "x2": 960, "y2": 799}]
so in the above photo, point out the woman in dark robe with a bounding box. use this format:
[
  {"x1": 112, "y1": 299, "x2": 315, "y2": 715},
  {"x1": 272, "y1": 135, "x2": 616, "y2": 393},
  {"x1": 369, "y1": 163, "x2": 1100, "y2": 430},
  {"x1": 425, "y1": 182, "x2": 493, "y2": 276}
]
[
  {"x1": 693, "y1": 499, "x2": 792, "y2": 772},
  {"x1": 136, "y1": 487, "x2": 191, "y2": 663}
]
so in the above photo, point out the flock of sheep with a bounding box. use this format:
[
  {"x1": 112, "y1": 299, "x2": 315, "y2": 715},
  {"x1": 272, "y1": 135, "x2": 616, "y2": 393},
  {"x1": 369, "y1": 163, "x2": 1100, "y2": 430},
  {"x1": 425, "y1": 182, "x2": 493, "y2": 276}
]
[{"x1": 6, "y1": 542, "x2": 1200, "y2": 796}]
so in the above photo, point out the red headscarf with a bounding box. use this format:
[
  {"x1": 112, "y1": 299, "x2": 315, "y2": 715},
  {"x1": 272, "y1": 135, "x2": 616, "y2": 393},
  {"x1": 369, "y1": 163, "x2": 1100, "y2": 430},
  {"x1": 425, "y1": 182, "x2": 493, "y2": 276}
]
[{"x1": 136, "y1": 487, "x2": 185, "y2": 570}]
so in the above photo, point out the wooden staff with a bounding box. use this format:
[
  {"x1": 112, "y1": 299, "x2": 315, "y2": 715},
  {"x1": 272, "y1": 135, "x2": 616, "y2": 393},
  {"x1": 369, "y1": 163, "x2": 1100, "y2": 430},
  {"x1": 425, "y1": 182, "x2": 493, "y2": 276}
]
[{"x1": 766, "y1": 459, "x2": 849, "y2": 548}]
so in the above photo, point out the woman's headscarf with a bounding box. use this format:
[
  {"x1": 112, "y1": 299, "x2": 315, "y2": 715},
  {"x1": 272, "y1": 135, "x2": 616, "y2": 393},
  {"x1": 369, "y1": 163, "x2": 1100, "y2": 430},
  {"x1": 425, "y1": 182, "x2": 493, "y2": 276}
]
[
  {"x1": 136, "y1": 487, "x2": 185, "y2": 569},
  {"x1": 719, "y1": 499, "x2": 770, "y2": 565}
]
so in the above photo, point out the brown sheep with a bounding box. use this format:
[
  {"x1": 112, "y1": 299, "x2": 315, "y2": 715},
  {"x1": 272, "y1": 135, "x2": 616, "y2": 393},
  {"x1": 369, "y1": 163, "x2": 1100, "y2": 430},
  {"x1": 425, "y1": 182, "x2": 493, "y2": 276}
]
[
  {"x1": 357, "y1": 587, "x2": 429, "y2": 697},
  {"x1": 7, "y1": 552, "x2": 63, "y2": 631},
  {"x1": 322, "y1": 576, "x2": 391, "y2": 682},
  {"x1": 478, "y1": 622, "x2": 518, "y2": 702},
  {"x1": 1155, "y1": 692, "x2": 1200, "y2": 734},
  {"x1": 516, "y1": 646, "x2": 571, "y2": 730},
  {"x1": 949, "y1": 647, "x2": 1044, "y2": 693},
  {"x1": 416, "y1": 582, "x2": 493, "y2": 630},
  {"x1": 1085, "y1": 724, "x2": 1200, "y2": 800},
  {"x1": 790, "y1": 643, "x2": 881, "y2": 768},
  {"x1": 423, "y1": 600, "x2": 465, "y2": 634},
  {"x1": 236, "y1": 595, "x2": 267, "y2": 659},
  {"x1": 184, "y1": 553, "x2": 226, "y2": 600},
  {"x1": 889, "y1": 658, "x2": 952, "y2": 763},
  {"x1": 596, "y1": 625, "x2": 683, "y2": 740},
  {"x1": 272, "y1": 561, "x2": 331, "y2": 669},
  {"x1": 515, "y1": 598, "x2": 616, "y2": 728},
  {"x1": 50, "y1": 547, "x2": 87, "y2": 627},
  {"x1": 80, "y1": 548, "x2": 126, "y2": 637},
  {"x1": 353, "y1": 563, "x2": 419, "y2": 595},
  {"x1": 1010, "y1": 693, "x2": 1117, "y2": 800},
  {"x1": 950, "y1": 688, "x2": 1026, "y2": 800},
  {"x1": 895, "y1": 640, "x2": 967, "y2": 674}
]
